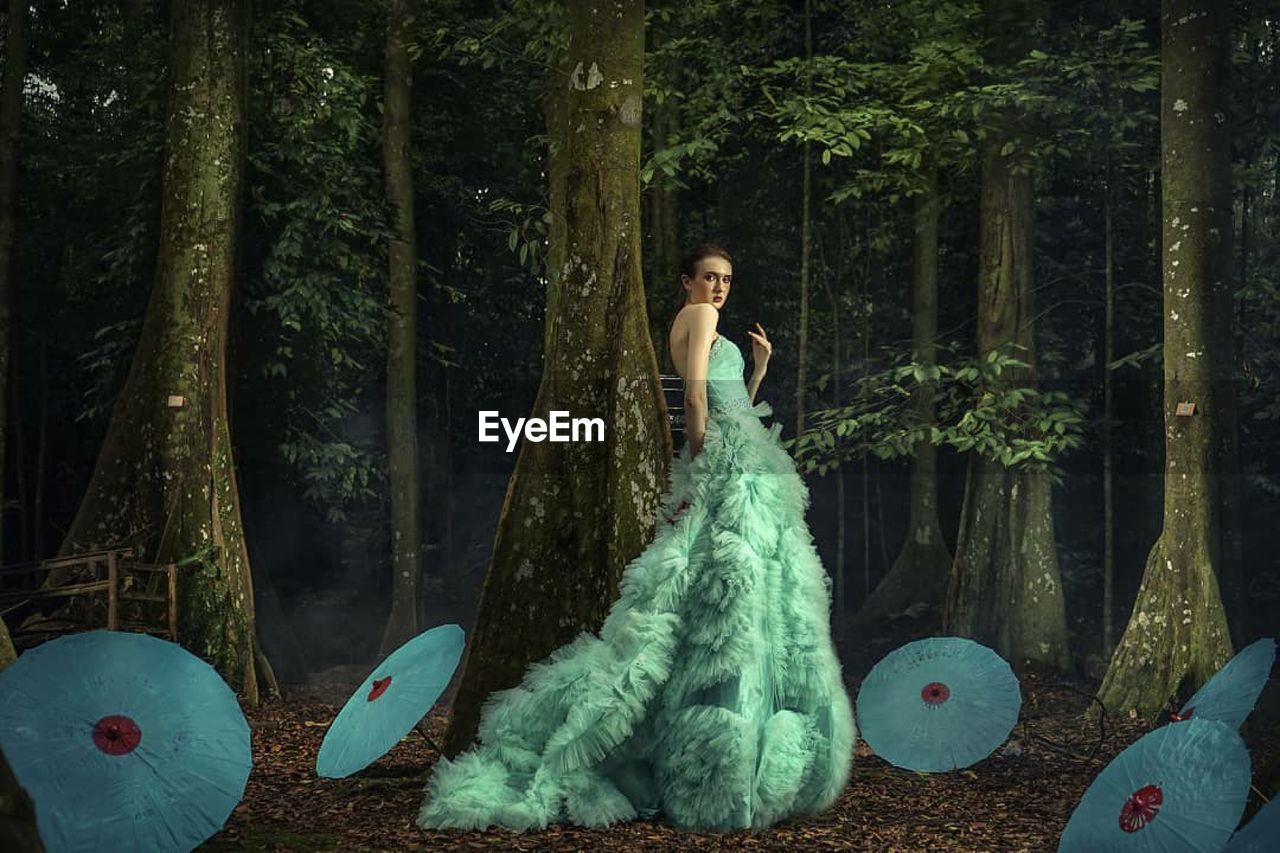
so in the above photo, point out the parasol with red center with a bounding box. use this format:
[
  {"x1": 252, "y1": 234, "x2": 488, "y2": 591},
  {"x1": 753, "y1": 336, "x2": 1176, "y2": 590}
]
[
  {"x1": 1169, "y1": 637, "x2": 1275, "y2": 729},
  {"x1": 0, "y1": 629, "x2": 252, "y2": 852},
  {"x1": 1058, "y1": 717, "x2": 1251, "y2": 852},
  {"x1": 1223, "y1": 795, "x2": 1280, "y2": 853},
  {"x1": 316, "y1": 623, "x2": 465, "y2": 778},
  {"x1": 855, "y1": 636, "x2": 1021, "y2": 772}
]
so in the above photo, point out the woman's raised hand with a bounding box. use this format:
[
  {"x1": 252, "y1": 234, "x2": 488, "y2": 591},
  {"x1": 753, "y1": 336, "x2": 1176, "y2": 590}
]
[{"x1": 746, "y1": 322, "x2": 772, "y2": 370}]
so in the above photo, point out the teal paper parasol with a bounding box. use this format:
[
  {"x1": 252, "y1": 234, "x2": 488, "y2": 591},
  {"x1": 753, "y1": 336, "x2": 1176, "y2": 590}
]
[
  {"x1": 855, "y1": 636, "x2": 1021, "y2": 773},
  {"x1": 1058, "y1": 717, "x2": 1251, "y2": 852},
  {"x1": 0, "y1": 630, "x2": 252, "y2": 852},
  {"x1": 316, "y1": 623, "x2": 465, "y2": 778}
]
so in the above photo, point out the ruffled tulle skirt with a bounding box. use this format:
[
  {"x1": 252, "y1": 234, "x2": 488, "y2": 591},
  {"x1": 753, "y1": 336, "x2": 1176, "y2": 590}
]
[{"x1": 416, "y1": 399, "x2": 855, "y2": 833}]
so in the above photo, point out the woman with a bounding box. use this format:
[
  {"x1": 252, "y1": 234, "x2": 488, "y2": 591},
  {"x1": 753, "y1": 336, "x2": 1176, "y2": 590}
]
[{"x1": 417, "y1": 243, "x2": 855, "y2": 833}]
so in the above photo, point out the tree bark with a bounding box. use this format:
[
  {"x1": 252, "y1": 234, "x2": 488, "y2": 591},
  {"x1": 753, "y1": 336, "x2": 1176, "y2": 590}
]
[
  {"x1": 0, "y1": 743, "x2": 42, "y2": 852},
  {"x1": 795, "y1": 0, "x2": 812, "y2": 438},
  {"x1": 1103, "y1": 164, "x2": 1116, "y2": 657},
  {"x1": 945, "y1": 0, "x2": 1071, "y2": 670},
  {"x1": 0, "y1": 0, "x2": 30, "y2": 575},
  {"x1": 0, "y1": 0, "x2": 23, "y2": 666},
  {"x1": 51, "y1": 0, "x2": 260, "y2": 704},
  {"x1": 855, "y1": 166, "x2": 952, "y2": 628},
  {"x1": 1098, "y1": 0, "x2": 1234, "y2": 719},
  {"x1": 646, "y1": 24, "x2": 681, "y2": 373},
  {"x1": 377, "y1": 0, "x2": 422, "y2": 657},
  {"x1": 443, "y1": 0, "x2": 670, "y2": 757},
  {"x1": 541, "y1": 7, "x2": 570, "y2": 357}
]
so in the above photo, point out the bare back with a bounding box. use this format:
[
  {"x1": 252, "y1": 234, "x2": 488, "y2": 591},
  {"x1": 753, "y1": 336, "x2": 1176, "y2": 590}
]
[{"x1": 668, "y1": 303, "x2": 721, "y2": 381}]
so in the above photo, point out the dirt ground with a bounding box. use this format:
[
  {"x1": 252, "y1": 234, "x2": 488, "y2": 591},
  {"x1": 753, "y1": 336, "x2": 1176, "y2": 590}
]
[{"x1": 199, "y1": 626, "x2": 1279, "y2": 853}]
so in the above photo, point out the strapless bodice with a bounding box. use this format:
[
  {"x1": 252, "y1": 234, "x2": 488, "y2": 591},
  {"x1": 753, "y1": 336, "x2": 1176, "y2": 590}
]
[{"x1": 705, "y1": 335, "x2": 756, "y2": 413}]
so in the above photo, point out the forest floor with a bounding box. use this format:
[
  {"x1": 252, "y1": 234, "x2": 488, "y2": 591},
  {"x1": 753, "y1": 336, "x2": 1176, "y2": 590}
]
[{"x1": 201, "y1": 623, "x2": 1280, "y2": 852}]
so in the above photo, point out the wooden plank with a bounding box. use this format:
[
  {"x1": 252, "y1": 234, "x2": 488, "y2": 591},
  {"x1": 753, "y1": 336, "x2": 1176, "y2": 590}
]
[
  {"x1": 107, "y1": 552, "x2": 119, "y2": 631},
  {"x1": 120, "y1": 592, "x2": 169, "y2": 603},
  {"x1": 0, "y1": 548, "x2": 134, "y2": 575},
  {"x1": 0, "y1": 580, "x2": 111, "y2": 603},
  {"x1": 116, "y1": 622, "x2": 174, "y2": 636},
  {"x1": 119, "y1": 562, "x2": 179, "y2": 574},
  {"x1": 168, "y1": 564, "x2": 177, "y2": 640}
]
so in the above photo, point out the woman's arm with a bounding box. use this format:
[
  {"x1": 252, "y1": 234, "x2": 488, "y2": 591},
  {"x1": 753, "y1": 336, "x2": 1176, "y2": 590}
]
[
  {"x1": 747, "y1": 364, "x2": 766, "y2": 406},
  {"x1": 682, "y1": 303, "x2": 718, "y2": 456},
  {"x1": 746, "y1": 322, "x2": 772, "y2": 405}
]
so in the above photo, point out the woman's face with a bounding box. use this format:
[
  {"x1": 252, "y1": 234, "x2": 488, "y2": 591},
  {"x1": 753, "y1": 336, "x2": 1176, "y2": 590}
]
[{"x1": 682, "y1": 256, "x2": 732, "y2": 310}]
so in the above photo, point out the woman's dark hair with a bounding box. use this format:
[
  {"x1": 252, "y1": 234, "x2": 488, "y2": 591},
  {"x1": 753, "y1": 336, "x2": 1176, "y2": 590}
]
[{"x1": 667, "y1": 242, "x2": 735, "y2": 335}]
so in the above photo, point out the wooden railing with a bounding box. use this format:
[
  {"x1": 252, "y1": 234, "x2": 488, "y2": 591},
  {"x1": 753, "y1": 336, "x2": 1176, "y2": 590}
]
[
  {"x1": 0, "y1": 548, "x2": 178, "y2": 650},
  {"x1": 660, "y1": 374, "x2": 686, "y2": 453}
]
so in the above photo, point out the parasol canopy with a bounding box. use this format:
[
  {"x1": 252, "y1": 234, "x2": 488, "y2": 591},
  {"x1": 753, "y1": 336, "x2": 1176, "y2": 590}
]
[
  {"x1": 1170, "y1": 637, "x2": 1275, "y2": 729},
  {"x1": 1222, "y1": 796, "x2": 1279, "y2": 853},
  {"x1": 0, "y1": 629, "x2": 252, "y2": 852},
  {"x1": 1058, "y1": 717, "x2": 1251, "y2": 852},
  {"x1": 316, "y1": 623, "x2": 465, "y2": 779},
  {"x1": 855, "y1": 636, "x2": 1021, "y2": 773}
]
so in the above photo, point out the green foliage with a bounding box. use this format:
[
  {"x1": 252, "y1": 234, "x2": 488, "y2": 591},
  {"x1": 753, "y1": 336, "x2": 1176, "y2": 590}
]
[
  {"x1": 790, "y1": 345, "x2": 1086, "y2": 480},
  {"x1": 243, "y1": 4, "x2": 389, "y2": 520}
]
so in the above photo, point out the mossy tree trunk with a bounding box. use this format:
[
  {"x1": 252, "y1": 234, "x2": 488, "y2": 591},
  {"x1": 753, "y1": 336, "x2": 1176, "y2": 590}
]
[
  {"x1": 1097, "y1": 0, "x2": 1234, "y2": 719},
  {"x1": 53, "y1": 0, "x2": 259, "y2": 704},
  {"x1": 377, "y1": 0, "x2": 421, "y2": 657},
  {"x1": 443, "y1": 0, "x2": 671, "y2": 756},
  {"x1": 647, "y1": 27, "x2": 680, "y2": 373},
  {"x1": 541, "y1": 8, "x2": 569, "y2": 356},
  {"x1": 0, "y1": 744, "x2": 42, "y2": 852},
  {"x1": 855, "y1": 166, "x2": 951, "y2": 629},
  {"x1": 945, "y1": 0, "x2": 1071, "y2": 671}
]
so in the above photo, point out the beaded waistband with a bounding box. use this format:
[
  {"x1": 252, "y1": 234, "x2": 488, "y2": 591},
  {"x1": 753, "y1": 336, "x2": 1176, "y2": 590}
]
[{"x1": 710, "y1": 397, "x2": 774, "y2": 417}]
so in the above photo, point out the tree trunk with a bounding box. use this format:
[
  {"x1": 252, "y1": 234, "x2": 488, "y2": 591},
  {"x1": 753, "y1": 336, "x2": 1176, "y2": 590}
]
[
  {"x1": 0, "y1": 743, "x2": 42, "y2": 852},
  {"x1": 1103, "y1": 164, "x2": 1116, "y2": 658},
  {"x1": 944, "y1": 0, "x2": 1070, "y2": 672},
  {"x1": 378, "y1": 0, "x2": 421, "y2": 657},
  {"x1": 1097, "y1": 0, "x2": 1234, "y2": 719},
  {"x1": 1214, "y1": 187, "x2": 1243, "y2": 645},
  {"x1": 817, "y1": 229, "x2": 847, "y2": 627},
  {"x1": 0, "y1": 619, "x2": 13, "y2": 670},
  {"x1": 647, "y1": 24, "x2": 681, "y2": 373},
  {"x1": 31, "y1": 341, "x2": 46, "y2": 560},
  {"x1": 855, "y1": 167, "x2": 952, "y2": 628},
  {"x1": 541, "y1": 11, "x2": 571, "y2": 357},
  {"x1": 795, "y1": 0, "x2": 812, "y2": 438},
  {"x1": 0, "y1": 0, "x2": 29, "y2": 573},
  {"x1": 443, "y1": 0, "x2": 670, "y2": 757},
  {"x1": 52, "y1": 0, "x2": 260, "y2": 704}
]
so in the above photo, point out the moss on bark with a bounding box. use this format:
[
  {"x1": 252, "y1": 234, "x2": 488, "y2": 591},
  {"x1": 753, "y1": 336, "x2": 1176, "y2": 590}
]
[
  {"x1": 51, "y1": 0, "x2": 259, "y2": 704},
  {"x1": 443, "y1": 0, "x2": 671, "y2": 757},
  {"x1": 945, "y1": 89, "x2": 1071, "y2": 670},
  {"x1": 1097, "y1": 0, "x2": 1234, "y2": 719}
]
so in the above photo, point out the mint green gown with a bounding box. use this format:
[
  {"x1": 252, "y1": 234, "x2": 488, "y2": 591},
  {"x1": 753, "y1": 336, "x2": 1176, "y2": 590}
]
[{"x1": 416, "y1": 334, "x2": 856, "y2": 833}]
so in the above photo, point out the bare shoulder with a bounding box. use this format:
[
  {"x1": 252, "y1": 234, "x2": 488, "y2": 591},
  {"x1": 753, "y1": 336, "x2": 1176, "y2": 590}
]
[{"x1": 675, "y1": 302, "x2": 719, "y2": 334}]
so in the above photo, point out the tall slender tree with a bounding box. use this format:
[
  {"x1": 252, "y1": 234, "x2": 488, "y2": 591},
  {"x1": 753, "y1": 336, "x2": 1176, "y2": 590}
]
[
  {"x1": 855, "y1": 166, "x2": 952, "y2": 628},
  {"x1": 52, "y1": 0, "x2": 261, "y2": 703},
  {"x1": 944, "y1": 0, "x2": 1071, "y2": 671},
  {"x1": 443, "y1": 0, "x2": 671, "y2": 755},
  {"x1": 0, "y1": 0, "x2": 30, "y2": 667},
  {"x1": 795, "y1": 0, "x2": 813, "y2": 438},
  {"x1": 378, "y1": 0, "x2": 422, "y2": 657},
  {"x1": 1098, "y1": 0, "x2": 1234, "y2": 717}
]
